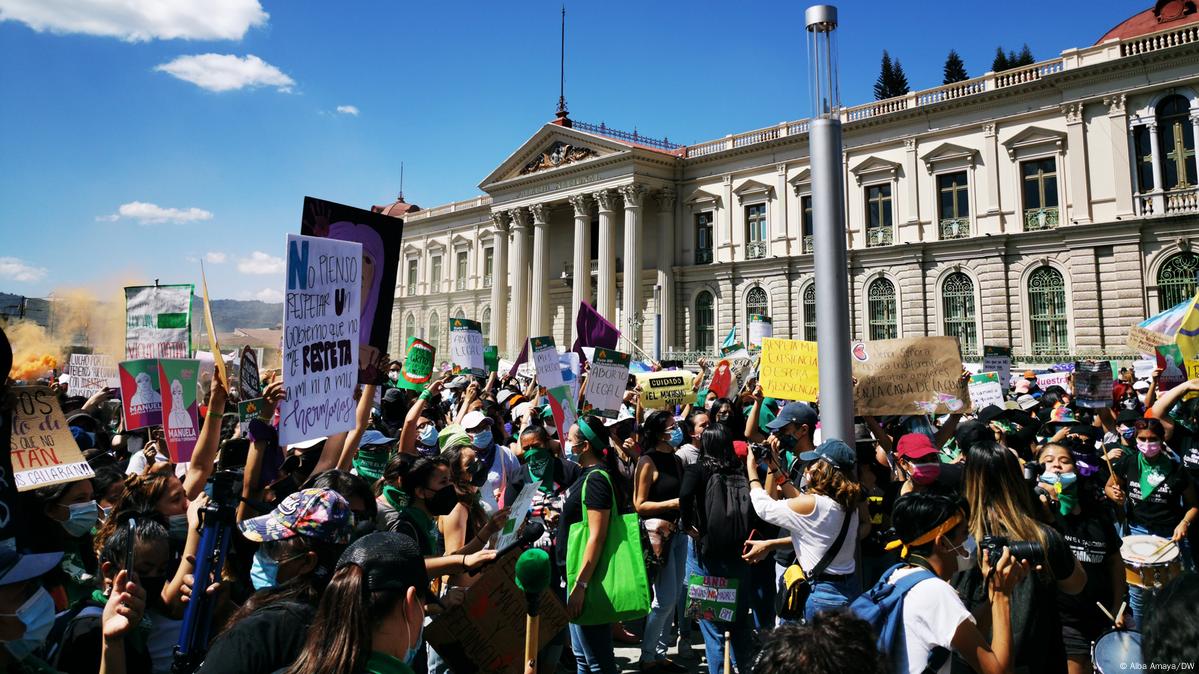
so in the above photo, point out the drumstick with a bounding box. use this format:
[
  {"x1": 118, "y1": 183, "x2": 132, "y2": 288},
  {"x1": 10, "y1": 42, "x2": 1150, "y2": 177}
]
[
  {"x1": 1095, "y1": 601, "x2": 1116, "y2": 624},
  {"x1": 1115, "y1": 601, "x2": 1127, "y2": 627},
  {"x1": 1148, "y1": 538, "x2": 1176, "y2": 562}
]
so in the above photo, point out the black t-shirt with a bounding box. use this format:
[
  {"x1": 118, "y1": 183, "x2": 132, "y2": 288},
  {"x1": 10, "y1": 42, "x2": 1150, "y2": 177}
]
[
  {"x1": 554, "y1": 466, "x2": 631, "y2": 568},
  {"x1": 196, "y1": 601, "x2": 316, "y2": 674},
  {"x1": 1113, "y1": 451, "x2": 1192, "y2": 533},
  {"x1": 1048, "y1": 500, "x2": 1121, "y2": 637},
  {"x1": 52, "y1": 602, "x2": 153, "y2": 674}
]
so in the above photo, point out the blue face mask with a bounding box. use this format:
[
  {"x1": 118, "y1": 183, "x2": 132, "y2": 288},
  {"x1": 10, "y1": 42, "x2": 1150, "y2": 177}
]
[
  {"x1": 1120, "y1": 426, "x2": 1135, "y2": 441},
  {"x1": 1041, "y1": 471, "x2": 1078, "y2": 489},
  {"x1": 471, "y1": 429, "x2": 493, "y2": 449},
  {"x1": 668, "y1": 427, "x2": 685, "y2": 448},
  {"x1": 403, "y1": 616, "x2": 425, "y2": 665},
  {"x1": 2, "y1": 587, "x2": 56, "y2": 660},
  {"x1": 418, "y1": 424, "x2": 438, "y2": 447},
  {"x1": 61, "y1": 500, "x2": 99, "y2": 537},
  {"x1": 250, "y1": 549, "x2": 279, "y2": 591}
]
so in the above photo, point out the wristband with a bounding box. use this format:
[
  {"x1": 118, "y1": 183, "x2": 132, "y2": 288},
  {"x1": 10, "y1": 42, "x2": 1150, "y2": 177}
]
[
  {"x1": 419, "y1": 390, "x2": 432, "y2": 401},
  {"x1": 749, "y1": 478, "x2": 762, "y2": 486}
]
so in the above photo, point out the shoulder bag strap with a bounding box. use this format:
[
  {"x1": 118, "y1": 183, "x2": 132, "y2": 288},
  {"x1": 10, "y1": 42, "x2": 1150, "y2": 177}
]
[{"x1": 807, "y1": 505, "x2": 853, "y2": 579}]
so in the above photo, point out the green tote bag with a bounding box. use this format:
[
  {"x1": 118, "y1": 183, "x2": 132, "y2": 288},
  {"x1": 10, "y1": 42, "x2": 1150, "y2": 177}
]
[{"x1": 566, "y1": 470, "x2": 651, "y2": 625}]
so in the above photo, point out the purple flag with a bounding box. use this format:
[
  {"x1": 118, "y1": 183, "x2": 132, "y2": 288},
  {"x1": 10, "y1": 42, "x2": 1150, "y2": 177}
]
[
  {"x1": 571, "y1": 301, "x2": 620, "y2": 365},
  {"x1": 506, "y1": 341, "x2": 529, "y2": 380}
]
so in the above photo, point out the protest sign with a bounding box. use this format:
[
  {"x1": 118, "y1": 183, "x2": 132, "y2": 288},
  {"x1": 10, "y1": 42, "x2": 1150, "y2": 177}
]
[
  {"x1": 1036, "y1": 371, "x2": 1071, "y2": 392},
  {"x1": 239, "y1": 346, "x2": 261, "y2": 400},
  {"x1": 9, "y1": 386, "x2": 95, "y2": 491},
  {"x1": 484, "y1": 345, "x2": 499, "y2": 374},
  {"x1": 1128, "y1": 325, "x2": 1173, "y2": 356},
  {"x1": 398, "y1": 337, "x2": 436, "y2": 391},
  {"x1": 1157, "y1": 344, "x2": 1186, "y2": 392},
  {"x1": 584, "y1": 348, "x2": 630, "y2": 417},
  {"x1": 301, "y1": 196, "x2": 404, "y2": 385},
  {"x1": 560, "y1": 352, "x2": 581, "y2": 407},
  {"x1": 636, "y1": 371, "x2": 697, "y2": 410},
  {"x1": 280, "y1": 234, "x2": 361, "y2": 446},
  {"x1": 721, "y1": 343, "x2": 749, "y2": 359},
  {"x1": 237, "y1": 397, "x2": 264, "y2": 435},
  {"x1": 530, "y1": 336, "x2": 563, "y2": 389},
  {"x1": 495, "y1": 479, "x2": 542, "y2": 550},
  {"x1": 1132, "y1": 358, "x2": 1156, "y2": 382},
  {"x1": 158, "y1": 359, "x2": 200, "y2": 463},
  {"x1": 1074, "y1": 361, "x2": 1114, "y2": 409},
  {"x1": 748, "y1": 315, "x2": 772, "y2": 350},
  {"x1": 982, "y1": 346, "x2": 1012, "y2": 391},
  {"x1": 449, "y1": 318, "x2": 485, "y2": 376},
  {"x1": 546, "y1": 384, "x2": 578, "y2": 446},
  {"x1": 199, "y1": 263, "x2": 227, "y2": 387},
  {"x1": 967, "y1": 372, "x2": 1003, "y2": 411},
  {"x1": 68, "y1": 354, "x2": 119, "y2": 399},
  {"x1": 759, "y1": 338, "x2": 819, "y2": 402},
  {"x1": 119, "y1": 358, "x2": 162, "y2": 429},
  {"x1": 685, "y1": 574, "x2": 740, "y2": 623},
  {"x1": 1186, "y1": 360, "x2": 1199, "y2": 401},
  {"x1": 708, "y1": 359, "x2": 733, "y2": 399},
  {"x1": 125, "y1": 284, "x2": 193, "y2": 359},
  {"x1": 425, "y1": 548, "x2": 567, "y2": 674},
  {"x1": 852, "y1": 337, "x2": 966, "y2": 416}
]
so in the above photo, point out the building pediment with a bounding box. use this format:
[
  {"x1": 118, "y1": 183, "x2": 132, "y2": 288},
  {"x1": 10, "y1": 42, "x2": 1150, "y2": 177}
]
[
  {"x1": 733, "y1": 178, "x2": 774, "y2": 202},
  {"x1": 1001, "y1": 126, "x2": 1066, "y2": 158},
  {"x1": 683, "y1": 187, "x2": 722, "y2": 207},
  {"x1": 850, "y1": 156, "x2": 902, "y2": 186},
  {"x1": 401, "y1": 243, "x2": 422, "y2": 257},
  {"x1": 919, "y1": 142, "x2": 978, "y2": 173},
  {"x1": 478, "y1": 123, "x2": 629, "y2": 189},
  {"x1": 450, "y1": 233, "x2": 472, "y2": 249},
  {"x1": 789, "y1": 168, "x2": 812, "y2": 195},
  {"x1": 426, "y1": 239, "x2": 446, "y2": 253}
]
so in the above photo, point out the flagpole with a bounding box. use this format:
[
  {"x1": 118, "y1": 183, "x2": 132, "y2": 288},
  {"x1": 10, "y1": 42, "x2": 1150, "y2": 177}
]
[{"x1": 619, "y1": 332, "x2": 660, "y2": 367}]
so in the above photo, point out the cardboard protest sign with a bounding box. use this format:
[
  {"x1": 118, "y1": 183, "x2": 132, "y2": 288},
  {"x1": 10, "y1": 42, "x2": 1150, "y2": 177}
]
[
  {"x1": 967, "y1": 372, "x2": 1003, "y2": 411},
  {"x1": 851, "y1": 337, "x2": 966, "y2": 416},
  {"x1": 685, "y1": 574, "x2": 739, "y2": 623},
  {"x1": 125, "y1": 284, "x2": 193, "y2": 359},
  {"x1": 982, "y1": 346, "x2": 1012, "y2": 391},
  {"x1": 158, "y1": 359, "x2": 200, "y2": 463},
  {"x1": 748, "y1": 315, "x2": 772, "y2": 350},
  {"x1": 239, "y1": 346, "x2": 261, "y2": 400},
  {"x1": 280, "y1": 234, "x2": 361, "y2": 446},
  {"x1": 760, "y1": 338, "x2": 819, "y2": 402},
  {"x1": 636, "y1": 371, "x2": 697, "y2": 410},
  {"x1": 301, "y1": 196, "x2": 404, "y2": 385},
  {"x1": 584, "y1": 348, "x2": 630, "y2": 418},
  {"x1": 1128, "y1": 325, "x2": 1173, "y2": 356},
  {"x1": 530, "y1": 336, "x2": 563, "y2": 389},
  {"x1": 1132, "y1": 358, "x2": 1156, "y2": 382},
  {"x1": 68, "y1": 354, "x2": 119, "y2": 399},
  {"x1": 484, "y1": 345, "x2": 499, "y2": 374},
  {"x1": 449, "y1": 318, "x2": 485, "y2": 376},
  {"x1": 119, "y1": 358, "x2": 162, "y2": 429},
  {"x1": 1036, "y1": 371, "x2": 1071, "y2": 392},
  {"x1": 199, "y1": 264, "x2": 227, "y2": 388},
  {"x1": 1074, "y1": 360, "x2": 1114, "y2": 409},
  {"x1": 398, "y1": 337, "x2": 436, "y2": 391},
  {"x1": 9, "y1": 386, "x2": 95, "y2": 491},
  {"x1": 1156, "y1": 344, "x2": 1186, "y2": 392},
  {"x1": 425, "y1": 547, "x2": 568, "y2": 674}
]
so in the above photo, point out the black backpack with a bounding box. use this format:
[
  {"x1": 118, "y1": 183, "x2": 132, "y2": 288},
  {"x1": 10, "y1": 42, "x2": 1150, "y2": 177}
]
[{"x1": 699, "y1": 470, "x2": 762, "y2": 561}]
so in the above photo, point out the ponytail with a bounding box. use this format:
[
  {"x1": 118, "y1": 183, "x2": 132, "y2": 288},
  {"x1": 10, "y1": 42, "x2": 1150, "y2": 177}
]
[{"x1": 286, "y1": 564, "x2": 372, "y2": 674}]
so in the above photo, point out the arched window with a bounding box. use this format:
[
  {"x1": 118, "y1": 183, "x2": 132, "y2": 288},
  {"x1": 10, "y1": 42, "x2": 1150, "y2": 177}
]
[
  {"x1": 1027, "y1": 266, "x2": 1067, "y2": 355},
  {"x1": 802, "y1": 284, "x2": 817, "y2": 342},
  {"x1": 941, "y1": 272, "x2": 977, "y2": 355},
  {"x1": 867, "y1": 278, "x2": 898, "y2": 340},
  {"x1": 695, "y1": 291, "x2": 715, "y2": 353},
  {"x1": 1158, "y1": 252, "x2": 1199, "y2": 310},
  {"x1": 746, "y1": 286, "x2": 769, "y2": 326},
  {"x1": 428, "y1": 311, "x2": 441, "y2": 352},
  {"x1": 481, "y1": 307, "x2": 492, "y2": 342},
  {"x1": 1157, "y1": 95, "x2": 1197, "y2": 191},
  {"x1": 453, "y1": 308, "x2": 466, "y2": 320},
  {"x1": 404, "y1": 314, "x2": 416, "y2": 347}
]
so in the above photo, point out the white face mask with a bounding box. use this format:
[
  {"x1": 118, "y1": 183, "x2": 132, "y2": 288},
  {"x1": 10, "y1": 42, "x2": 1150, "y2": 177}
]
[{"x1": 949, "y1": 536, "x2": 977, "y2": 573}]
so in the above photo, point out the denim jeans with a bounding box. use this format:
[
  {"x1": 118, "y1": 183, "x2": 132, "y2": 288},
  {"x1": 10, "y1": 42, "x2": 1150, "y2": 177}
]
[
  {"x1": 748, "y1": 558, "x2": 777, "y2": 630},
  {"x1": 804, "y1": 576, "x2": 860, "y2": 623},
  {"x1": 1124, "y1": 522, "x2": 1193, "y2": 630},
  {"x1": 641, "y1": 531, "x2": 688, "y2": 663},
  {"x1": 569, "y1": 622, "x2": 618, "y2": 674},
  {"x1": 686, "y1": 538, "x2": 756, "y2": 674}
]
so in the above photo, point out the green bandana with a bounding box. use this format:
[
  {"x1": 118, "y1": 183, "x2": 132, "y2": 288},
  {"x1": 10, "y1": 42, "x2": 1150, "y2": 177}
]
[
  {"x1": 1138, "y1": 452, "x2": 1172, "y2": 500},
  {"x1": 524, "y1": 447, "x2": 553, "y2": 493},
  {"x1": 382, "y1": 484, "x2": 409, "y2": 512},
  {"x1": 1055, "y1": 483, "x2": 1078, "y2": 517}
]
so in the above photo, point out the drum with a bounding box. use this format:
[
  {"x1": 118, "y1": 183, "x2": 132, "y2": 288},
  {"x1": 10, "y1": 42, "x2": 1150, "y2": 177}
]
[
  {"x1": 1092, "y1": 629, "x2": 1142, "y2": 674},
  {"x1": 1120, "y1": 534, "x2": 1182, "y2": 589}
]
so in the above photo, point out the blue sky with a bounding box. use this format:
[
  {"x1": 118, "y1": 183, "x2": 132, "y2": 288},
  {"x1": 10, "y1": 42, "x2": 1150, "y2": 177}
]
[{"x1": 0, "y1": 0, "x2": 1138, "y2": 302}]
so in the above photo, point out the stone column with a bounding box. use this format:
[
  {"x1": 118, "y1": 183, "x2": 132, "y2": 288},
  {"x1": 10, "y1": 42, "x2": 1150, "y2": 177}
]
[
  {"x1": 488, "y1": 211, "x2": 510, "y2": 353},
  {"x1": 620, "y1": 184, "x2": 647, "y2": 347},
  {"x1": 569, "y1": 194, "x2": 592, "y2": 343},
  {"x1": 1062, "y1": 103, "x2": 1092, "y2": 223},
  {"x1": 1105, "y1": 95, "x2": 1135, "y2": 217},
  {"x1": 529, "y1": 203, "x2": 550, "y2": 339},
  {"x1": 508, "y1": 208, "x2": 530, "y2": 356},
  {"x1": 593, "y1": 189, "x2": 619, "y2": 322},
  {"x1": 1148, "y1": 123, "x2": 1165, "y2": 193},
  {"x1": 982, "y1": 123, "x2": 1001, "y2": 224},
  {"x1": 655, "y1": 189, "x2": 677, "y2": 351}
]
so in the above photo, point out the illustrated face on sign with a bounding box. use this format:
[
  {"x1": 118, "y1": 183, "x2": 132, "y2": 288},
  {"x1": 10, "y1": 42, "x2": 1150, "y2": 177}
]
[
  {"x1": 171, "y1": 379, "x2": 185, "y2": 408},
  {"x1": 131, "y1": 371, "x2": 161, "y2": 407}
]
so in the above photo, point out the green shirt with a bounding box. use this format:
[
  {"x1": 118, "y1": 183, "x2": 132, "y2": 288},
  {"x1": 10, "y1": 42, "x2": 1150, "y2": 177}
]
[{"x1": 362, "y1": 651, "x2": 415, "y2": 674}]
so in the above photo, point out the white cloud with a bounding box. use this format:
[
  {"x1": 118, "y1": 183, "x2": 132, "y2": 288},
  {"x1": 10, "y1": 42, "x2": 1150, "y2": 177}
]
[
  {"x1": 335, "y1": 105, "x2": 359, "y2": 116},
  {"x1": 0, "y1": 0, "x2": 267, "y2": 42},
  {"x1": 254, "y1": 288, "x2": 283, "y2": 303},
  {"x1": 155, "y1": 54, "x2": 294, "y2": 93},
  {"x1": 205, "y1": 251, "x2": 227, "y2": 264},
  {"x1": 97, "y1": 201, "x2": 213, "y2": 225},
  {"x1": 0, "y1": 256, "x2": 47, "y2": 282},
  {"x1": 237, "y1": 251, "x2": 285, "y2": 275}
]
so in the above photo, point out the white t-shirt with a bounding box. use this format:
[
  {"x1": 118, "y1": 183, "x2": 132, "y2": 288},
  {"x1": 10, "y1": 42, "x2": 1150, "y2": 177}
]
[
  {"x1": 889, "y1": 567, "x2": 974, "y2": 674},
  {"x1": 749, "y1": 490, "x2": 858, "y2": 575},
  {"x1": 480, "y1": 443, "x2": 522, "y2": 515}
]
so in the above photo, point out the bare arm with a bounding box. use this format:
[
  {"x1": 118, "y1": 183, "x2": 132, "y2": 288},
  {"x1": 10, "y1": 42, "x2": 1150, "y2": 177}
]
[
  {"x1": 863, "y1": 415, "x2": 894, "y2": 454},
  {"x1": 184, "y1": 379, "x2": 227, "y2": 500},
  {"x1": 335, "y1": 384, "x2": 377, "y2": 471},
  {"x1": 1151, "y1": 378, "x2": 1199, "y2": 440},
  {"x1": 633, "y1": 456, "x2": 680, "y2": 518}
]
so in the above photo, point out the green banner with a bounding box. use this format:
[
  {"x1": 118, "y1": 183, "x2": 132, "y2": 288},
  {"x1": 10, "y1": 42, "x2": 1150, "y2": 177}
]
[
  {"x1": 484, "y1": 345, "x2": 499, "y2": 374},
  {"x1": 399, "y1": 337, "x2": 436, "y2": 391}
]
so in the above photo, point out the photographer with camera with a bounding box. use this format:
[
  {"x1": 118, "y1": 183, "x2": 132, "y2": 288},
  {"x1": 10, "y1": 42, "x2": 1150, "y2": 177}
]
[{"x1": 960, "y1": 442, "x2": 1086, "y2": 674}]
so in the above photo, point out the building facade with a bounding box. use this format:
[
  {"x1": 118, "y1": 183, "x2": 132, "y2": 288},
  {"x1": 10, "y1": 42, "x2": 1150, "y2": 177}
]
[{"x1": 384, "y1": 5, "x2": 1199, "y2": 366}]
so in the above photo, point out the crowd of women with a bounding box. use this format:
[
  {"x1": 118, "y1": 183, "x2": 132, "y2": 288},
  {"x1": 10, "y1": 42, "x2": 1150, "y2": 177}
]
[{"x1": 2, "y1": 347, "x2": 1198, "y2": 674}]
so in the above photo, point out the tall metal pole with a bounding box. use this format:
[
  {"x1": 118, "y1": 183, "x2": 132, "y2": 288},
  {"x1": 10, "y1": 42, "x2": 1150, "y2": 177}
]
[{"x1": 806, "y1": 5, "x2": 854, "y2": 443}]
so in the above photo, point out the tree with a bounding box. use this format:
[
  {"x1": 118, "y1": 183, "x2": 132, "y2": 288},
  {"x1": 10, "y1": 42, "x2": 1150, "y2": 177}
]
[
  {"x1": 992, "y1": 47, "x2": 1009, "y2": 73},
  {"x1": 943, "y1": 50, "x2": 969, "y2": 84},
  {"x1": 1015, "y1": 44, "x2": 1035, "y2": 66},
  {"x1": 874, "y1": 50, "x2": 910, "y2": 100}
]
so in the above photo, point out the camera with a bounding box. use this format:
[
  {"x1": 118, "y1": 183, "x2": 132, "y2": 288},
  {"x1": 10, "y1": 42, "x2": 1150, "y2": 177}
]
[{"x1": 980, "y1": 534, "x2": 1044, "y2": 566}]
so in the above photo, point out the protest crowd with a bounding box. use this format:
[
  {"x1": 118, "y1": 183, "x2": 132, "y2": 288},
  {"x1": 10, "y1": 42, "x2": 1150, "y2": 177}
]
[{"x1": 2, "y1": 251, "x2": 1199, "y2": 674}]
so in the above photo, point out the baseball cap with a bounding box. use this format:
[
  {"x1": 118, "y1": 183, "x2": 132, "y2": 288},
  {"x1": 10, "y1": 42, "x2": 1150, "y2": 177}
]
[
  {"x1": 1132, "y1": 380, "x2": 1150, "y2": 392},
  {"x1": 1023, "y1": 370, "x2": 1037, "y2": 380},
  {"x1": 337, "y1": 532, "x2": 433, "y2": 600},
  {"x1": 895, "y1": 433, "x2": 939, "y2": 460},
  {"x1": 1013, "y1": 379, "x2": 1031, "y2": 394},
  {"x1": 1016, "y1": 394, "x2": 1039, "y2": 411},
  {"x1": 462, "y1": 410, "x2": 492, "y2": 431},
  {"x1": 0, "y1": 540, "x2": 62, "y2": 587},
  {"x1": 977, "y1": 404, "x2": 1005, "y2": 425},
  {"x1": 766, "y1": 402, "x2": 819, "y2": 432},
  {"x1": 438, "y1": 424, "x2": 470, "y2": 450},
  {"x1": 358, "y1": 430, "x2": 396, "y2": 448},
  {"x1": 445, "y1": 376, "x2": 470, "y2": 390},
  {"x1": 1116, "y1": 409, "x2": 1143, "y2": 426},
  {"x1": 239, "y1": 488, "x2": 353, "y2": 544},
  {"x1": 353, "y1": 430, "x2": 396, "y2": 482},
  {"x1": 799, "y1": 438, "x2": 857, "y2": 471}
]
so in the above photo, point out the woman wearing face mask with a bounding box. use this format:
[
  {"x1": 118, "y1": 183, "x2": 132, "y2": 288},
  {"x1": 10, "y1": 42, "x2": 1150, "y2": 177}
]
[
  {"x1": 1034, "y1": 443, "x2": 1127, "y2": 674},
  {"x1": 399, "y1": 378, "x2": 448, "y2": 458},
  {"x1": 95, "y1": 473, "x2": 191, "y2": 557},
  {"x1": 632, "y1": 411, "x2": 688, "y2": 673},
  {"x1": 395, "y1": 457, "x2": 501, "y2": 575},
  {"x1": 19, "y1": 478, "x2": 100, "y2": 608},
  {"x1": 461, "y1": 410, "x2": 521, "y2": 515},
  {"x1": 0, "y1": 546, "x2": 71, "y2": 670},
  {"x1": 708, "y1": 398, "x2": 747, "y2": 442},
  {"x1": 895, "y1": 434, "x2": 961, "y2": 497},
  {"x1": 1106, "y1": 418, "x2": 1199, "y2": 628},
  {"x1": 285, "y1": 532, "x2": 433, "y2": 674}
]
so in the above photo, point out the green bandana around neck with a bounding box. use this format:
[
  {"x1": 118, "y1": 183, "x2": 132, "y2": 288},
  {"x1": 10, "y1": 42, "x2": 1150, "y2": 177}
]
[{"x1": 1138, "y1": 451, "x2": 1172, "y2": 500}]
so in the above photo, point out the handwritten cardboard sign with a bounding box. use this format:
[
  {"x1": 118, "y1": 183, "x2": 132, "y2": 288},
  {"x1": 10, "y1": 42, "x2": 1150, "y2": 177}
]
[
  {"x1": 450, "y1": 317, "x2": 485, "y2": 377},
  {"x1": 124, "y1": 284, "x2": 193, "y2": 359},
  {"x1": 967, "y1": 372, "x2": 1003, "y2": 411},
  {"x1": 1127, "y1": 325, "x2": 1173, "y2": 356},
  {"x1": 1036, "y1": 371, "x2": 1071, "y2": 392},
  {"x1": 982, "y1": 346, "x2": 1011, "y2": 392},
  {"x1": 759, "y1": 338, "x2": 819, "y2": 402},
  {"x1": 584, "y1": 348, "x2": 630, "y2": 418},
  {"x1": 68, "y1": 354, "x2": 119, "y2": 399},
  {"x1": 9, "y1": 386, "x2": 95, "y2": 491},
  {"x1": 280, "y1": 234, "x2": 361, "y2": 446},
  {"x1": 530, "y1": 336, "x2": 563, "y2": 389},
  {"x1": 852, "y1": 337, "x2": 966, "y2": 416},
  {"x1": 636, "y1": 371, "x2": 696, "y2": 410}
]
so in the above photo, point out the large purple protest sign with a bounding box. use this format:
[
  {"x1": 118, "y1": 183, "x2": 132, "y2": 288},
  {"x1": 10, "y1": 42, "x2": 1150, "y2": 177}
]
[{"x1": 301, "y1": 197, "x2": 403, "y2": 386}]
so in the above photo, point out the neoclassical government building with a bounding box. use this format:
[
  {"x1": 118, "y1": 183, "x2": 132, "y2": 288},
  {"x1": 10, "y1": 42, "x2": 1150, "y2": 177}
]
[{"x1": 381, "y1": 3, "x2": 1199, "y2": 366}]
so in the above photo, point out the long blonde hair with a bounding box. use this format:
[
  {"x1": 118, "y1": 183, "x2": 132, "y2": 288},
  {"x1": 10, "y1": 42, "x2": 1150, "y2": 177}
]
[
  {"x1": 805, "y1": 459, "x2": 863, "y2": 512},
  {"x1": 962, "y1": 441, "x2": 1047, "y2": 549}
]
